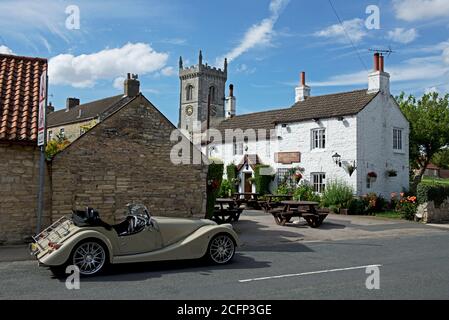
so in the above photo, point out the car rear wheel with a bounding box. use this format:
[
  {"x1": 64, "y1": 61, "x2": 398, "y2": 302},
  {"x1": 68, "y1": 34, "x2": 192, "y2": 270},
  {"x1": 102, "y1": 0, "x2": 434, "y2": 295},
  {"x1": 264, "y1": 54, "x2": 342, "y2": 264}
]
[
  {"x1": 207, "y1": 234, "x2": 235, "y2": 264},
  {"x1": 72, "y1": 241, "x2": 107, "y2": 276}
]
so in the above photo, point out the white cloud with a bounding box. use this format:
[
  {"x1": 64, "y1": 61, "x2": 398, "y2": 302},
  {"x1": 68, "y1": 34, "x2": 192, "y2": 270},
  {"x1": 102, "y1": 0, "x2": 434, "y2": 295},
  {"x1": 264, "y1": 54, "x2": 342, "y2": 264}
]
[
  {"x1": 0, "y1": 45, "x2": 14, "y2": 54},
  {"x1": 314, "y1": 18, "x2": 367, "y2": 44},
  {"x1": 49, "y1": 42, "x2": 168, "y2": 88},
  {"x1": 217, "y1": 0, "x2": 289, "y2": 63},
  {"x1": 387, "y1": 28, "x2": 418, "y2": 44},
  {"x1": 113, "y1": 77, "x2": 125, "y2": 90},
  {"x1": 161, "y1": 66, "x2": 175, "y2": 76},
  {"x1": 236, "y1": 64, "x2": 256, "y2": 74},
  {"x1": 443, "y1": 47, "x2": 449, "y2": 64},
  {"x1": 310, "y1": 53, "x2": 449, "y2": 89},
  {"x1": 311, "y1": 44, "x2": 449, "y2": 88},
  {"x1": 0, "y1": 0, "x2": 70, "y2": 46},
  {"x1": 394, "y1": 0, "x2": 449, "y2": 21}
]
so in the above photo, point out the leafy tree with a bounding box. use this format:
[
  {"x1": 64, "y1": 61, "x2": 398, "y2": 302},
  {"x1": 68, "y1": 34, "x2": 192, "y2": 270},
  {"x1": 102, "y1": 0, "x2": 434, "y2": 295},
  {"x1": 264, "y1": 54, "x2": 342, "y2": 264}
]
[
  {"x1": 432, "y1": 148, "x2": 449, "y2": 169},
  {"x1": 397, "y1": 92, "x2": 449, "y2": 188}
]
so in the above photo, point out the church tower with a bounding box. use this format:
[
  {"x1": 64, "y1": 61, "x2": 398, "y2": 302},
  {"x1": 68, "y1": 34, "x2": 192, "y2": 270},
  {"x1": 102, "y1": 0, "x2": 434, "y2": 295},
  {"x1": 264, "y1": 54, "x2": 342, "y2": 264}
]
[{"x1": 178, "y1": 50, "x2": 227, "y2": 134}]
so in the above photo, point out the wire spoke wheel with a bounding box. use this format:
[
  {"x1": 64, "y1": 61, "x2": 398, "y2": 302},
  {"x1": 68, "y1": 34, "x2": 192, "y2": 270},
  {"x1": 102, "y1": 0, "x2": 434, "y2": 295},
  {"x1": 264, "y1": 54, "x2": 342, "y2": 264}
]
[
  {"x1": 208, "y1": 234, "x2": 235, "y2": 264},
  {"x1": 72, "y1": 242, "x2": 106, "y2": 275}
]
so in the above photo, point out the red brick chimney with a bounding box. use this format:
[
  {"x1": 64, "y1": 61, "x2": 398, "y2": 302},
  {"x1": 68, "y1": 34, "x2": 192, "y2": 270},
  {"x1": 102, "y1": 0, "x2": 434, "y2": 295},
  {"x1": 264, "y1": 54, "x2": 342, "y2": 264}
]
[
  {"x1": 373, "y1": 53, "x2": 380, "y2": 71},
  {"x1": 368, "y1": 53, "x2": 390, "y2": 94},
  {"x1": 295, "y1": 71, "x2": 310, "y2": 103},
  {"x1": 379, "y1": 54, "x2": 384, "y2": 72}
]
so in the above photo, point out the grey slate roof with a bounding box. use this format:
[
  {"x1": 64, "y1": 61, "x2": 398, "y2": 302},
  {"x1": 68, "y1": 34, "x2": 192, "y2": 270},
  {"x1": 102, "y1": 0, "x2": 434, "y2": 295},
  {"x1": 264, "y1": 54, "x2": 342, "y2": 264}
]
[
  {"x1": 276, "y1": 89, "x2": 378, "y2": 124},
  {"x1": 47, "y1": 94, "x2": 133, "y2": 127},
  {"x1": 214, "y1": 89, "x2": 378, "y2": 134}
]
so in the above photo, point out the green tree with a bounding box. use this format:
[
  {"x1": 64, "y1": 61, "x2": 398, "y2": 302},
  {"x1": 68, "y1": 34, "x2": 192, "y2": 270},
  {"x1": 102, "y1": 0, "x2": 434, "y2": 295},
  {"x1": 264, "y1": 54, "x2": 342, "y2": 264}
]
[
  {"x1": 432, "y1": 148, "x2": 449, "y2": 169},
  {"x1": 397, "y1": 92, "x2": 449, "y2": 189}
]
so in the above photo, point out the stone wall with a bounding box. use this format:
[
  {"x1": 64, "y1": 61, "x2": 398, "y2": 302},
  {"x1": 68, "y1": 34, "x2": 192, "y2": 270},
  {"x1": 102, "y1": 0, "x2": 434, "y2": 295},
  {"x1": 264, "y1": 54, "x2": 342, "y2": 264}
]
[
  {"x1": 0, "y1": 143, "x2": 52, "y2": 244},
  {"x1": 416, "y1": 198, "x2": 449, "y2": 223},
  {"x1": 51, "y1": 95, "x2": 207, "y2": 224}
]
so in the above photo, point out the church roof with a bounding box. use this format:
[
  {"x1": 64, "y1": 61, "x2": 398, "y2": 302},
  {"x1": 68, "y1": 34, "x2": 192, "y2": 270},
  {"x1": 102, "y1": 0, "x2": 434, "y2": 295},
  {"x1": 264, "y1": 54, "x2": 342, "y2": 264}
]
[
  {"x1": 213, "y1": 89, "x2": 378, "y2": 134},
  {"x1": 47, "y1": 95, "x2": 133, "y2": 128}
]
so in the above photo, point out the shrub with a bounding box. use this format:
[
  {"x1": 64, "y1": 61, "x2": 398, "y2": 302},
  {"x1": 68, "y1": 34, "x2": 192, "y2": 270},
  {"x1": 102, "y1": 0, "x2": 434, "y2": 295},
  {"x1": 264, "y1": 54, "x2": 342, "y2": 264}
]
[
  {"x1": 45, "y1": 133, "x2": 70, "y2": 159},
  {"x1": 348, "y1": 198, "x2": 366, "y2": 215},
  {"x1": 275, "y1": 183, "x2": 294, "y2": 196},
  {"x1": 396, "y1": 194, "x2": 418, "y2": 220},
  {"x1": 293, "y1": 184, "x2": 321, "y2": 202},
  {"x1": 417, "y1": 183, "x2": 449, "y2": 207},
  {"x1": 321, "y1": 180, "x2": 354, "y2": 213},
  {"x1": 226, "y1": 164, "x2": 238, "y2": 193},
  {"x1": 206, "y1": 160, "x2": 224, "y2": 219},
  {"x1": 363, "y1": 193, "x2": 387, "y2": 213},
  {"x1": 218, "y1": 179, "x2": 233, "y2": 198},
  {"x1": 254, "y1": 165, "x2": 274, "y2": 195}
]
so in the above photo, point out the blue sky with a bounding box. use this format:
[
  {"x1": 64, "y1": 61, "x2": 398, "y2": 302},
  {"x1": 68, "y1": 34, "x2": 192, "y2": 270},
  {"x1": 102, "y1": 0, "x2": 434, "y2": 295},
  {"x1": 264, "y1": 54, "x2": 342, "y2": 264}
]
[{"x1": 1, "y1": 0, "x2": 449, "y2": 125}]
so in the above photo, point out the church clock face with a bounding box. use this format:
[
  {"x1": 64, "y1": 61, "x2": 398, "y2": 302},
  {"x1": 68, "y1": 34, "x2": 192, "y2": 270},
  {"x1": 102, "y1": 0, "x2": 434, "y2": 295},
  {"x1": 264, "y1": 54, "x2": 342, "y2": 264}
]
[{"x1": 185, "y1": 105, "x2": 193, "y2": 116}]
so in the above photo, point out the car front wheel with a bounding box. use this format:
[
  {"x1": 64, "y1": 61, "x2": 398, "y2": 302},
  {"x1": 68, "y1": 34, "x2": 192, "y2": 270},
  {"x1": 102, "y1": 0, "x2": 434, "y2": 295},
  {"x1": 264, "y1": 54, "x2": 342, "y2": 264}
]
[
  {"x1": 207, "y1": 234, "x2": 235, "y2": 264},
  {"x1": 72, "y1": 241, "x2": 107, "y2": 276}
]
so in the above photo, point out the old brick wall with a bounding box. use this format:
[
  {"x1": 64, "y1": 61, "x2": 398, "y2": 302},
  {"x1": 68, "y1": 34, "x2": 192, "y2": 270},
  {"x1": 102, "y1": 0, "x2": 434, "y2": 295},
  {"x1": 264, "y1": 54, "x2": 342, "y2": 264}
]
[
  {"x1": 0, "y1": 143, "x2": 52, "y2": 244},
  {"x1": 51, "y1": 95, "x2": 207, "y2": 223}
]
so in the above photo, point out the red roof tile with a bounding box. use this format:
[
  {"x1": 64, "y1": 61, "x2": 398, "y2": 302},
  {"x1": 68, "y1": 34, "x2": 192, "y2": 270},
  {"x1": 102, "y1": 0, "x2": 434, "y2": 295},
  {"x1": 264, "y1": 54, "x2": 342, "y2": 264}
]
[{"x1": 0, "y1": 53, "x2": 47, "y2": 142}]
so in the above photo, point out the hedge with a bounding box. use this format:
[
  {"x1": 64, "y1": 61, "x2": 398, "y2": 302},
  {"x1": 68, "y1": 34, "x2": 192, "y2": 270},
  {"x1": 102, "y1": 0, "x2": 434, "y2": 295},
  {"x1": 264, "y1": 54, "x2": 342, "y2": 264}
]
[
  {"x1": 206, "y1": 161, "x2": 224, "y2": 219},
  {"x1": 417, "y1": 183, "x2": 449, "y2": 207},
  {"x1": 254, "y1": 165, "x2": 273, "y2": 195}
]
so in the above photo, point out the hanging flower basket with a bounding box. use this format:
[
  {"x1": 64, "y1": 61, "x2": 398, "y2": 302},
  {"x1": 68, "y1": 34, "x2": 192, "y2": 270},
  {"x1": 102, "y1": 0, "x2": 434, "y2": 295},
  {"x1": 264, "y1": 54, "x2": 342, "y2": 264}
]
[
  {"x1": 207, "y1": 179, "x2": 220, "y2": 191},
  {"x1": 367, "y1": 172, "x2": 377, "y2": 178},
  {"x1": 294, "y1": 172, "x2": 303, "y2": 182},
  {"x1": 346, "y1": 164, "x2": 356, "y2": 177},
  {"x1": 386, "y1": 169, "x2": 397, "y2": 177}
]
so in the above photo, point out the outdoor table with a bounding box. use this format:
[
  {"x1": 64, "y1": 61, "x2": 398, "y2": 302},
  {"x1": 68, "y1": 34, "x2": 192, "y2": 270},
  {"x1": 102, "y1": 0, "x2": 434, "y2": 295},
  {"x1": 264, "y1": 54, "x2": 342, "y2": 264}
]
[
  {"x1": 213, "y1": 198, "x2": 243, "y2": 224},
  {"x1": 233, "y1": 193, "x2": 261, "y2": 210},
  {"x1": 268, "y1": 201, "x2": 328, "y2": 228},
  {"x1": 261, "y1": 194, "x2": 293, "y2": 212}
]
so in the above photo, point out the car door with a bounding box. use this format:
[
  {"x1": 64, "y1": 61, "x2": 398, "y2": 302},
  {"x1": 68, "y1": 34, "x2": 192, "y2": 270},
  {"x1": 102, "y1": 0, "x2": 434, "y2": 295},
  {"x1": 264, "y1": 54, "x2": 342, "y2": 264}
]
[{"x1": 117, "y1": 219, "x2": 163, "y2": 255}]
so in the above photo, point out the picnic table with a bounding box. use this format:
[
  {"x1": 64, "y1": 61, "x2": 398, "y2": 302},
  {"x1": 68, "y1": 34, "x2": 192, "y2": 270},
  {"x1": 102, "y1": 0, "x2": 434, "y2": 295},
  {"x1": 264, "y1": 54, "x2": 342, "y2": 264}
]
[
  {"x1": 269, "y1": 200, "x2": 329, "y2": 228},
  {"x1": 213, "y1": 198, "x2": 243, "y2": 224},
  {"x1": 233, "y1": 192, "x2": 261, "y2": 209},
  {"x1": 260, "y1": 194, "x2": 293, "y2": 212}
]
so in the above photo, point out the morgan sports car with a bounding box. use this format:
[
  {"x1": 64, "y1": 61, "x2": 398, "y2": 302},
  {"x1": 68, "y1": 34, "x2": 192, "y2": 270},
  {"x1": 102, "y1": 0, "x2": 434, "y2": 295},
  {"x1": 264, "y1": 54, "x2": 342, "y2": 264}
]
[{"x1": 30, "y1": 204, "x2": 239, "y2": 276}]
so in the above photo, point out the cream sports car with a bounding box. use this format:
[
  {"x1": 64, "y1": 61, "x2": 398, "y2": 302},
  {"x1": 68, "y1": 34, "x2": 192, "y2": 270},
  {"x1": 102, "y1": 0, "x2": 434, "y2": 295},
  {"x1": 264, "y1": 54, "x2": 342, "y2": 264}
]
[{"x1": 30, "y1": 204, "x2": 239, "y2": 276}]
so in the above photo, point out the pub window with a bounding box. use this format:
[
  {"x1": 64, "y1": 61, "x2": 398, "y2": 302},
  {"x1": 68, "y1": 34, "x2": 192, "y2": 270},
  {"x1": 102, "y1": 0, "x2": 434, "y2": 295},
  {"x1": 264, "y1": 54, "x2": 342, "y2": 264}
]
[{"x1": 311, "y1": 172, "x2": 326, "y2": 193}]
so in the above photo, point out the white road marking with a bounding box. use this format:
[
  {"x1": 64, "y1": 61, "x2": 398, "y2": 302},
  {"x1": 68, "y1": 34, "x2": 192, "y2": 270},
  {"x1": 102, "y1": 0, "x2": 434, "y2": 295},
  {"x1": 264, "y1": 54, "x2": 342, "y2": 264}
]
[{"x1": 239, "y1": 264, "x2": 382, "y2": 283}]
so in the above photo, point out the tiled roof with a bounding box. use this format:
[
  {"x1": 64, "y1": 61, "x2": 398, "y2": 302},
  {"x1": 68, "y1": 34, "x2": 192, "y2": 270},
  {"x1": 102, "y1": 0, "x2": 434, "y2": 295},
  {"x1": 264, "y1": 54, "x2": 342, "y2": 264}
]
[
  {"x1": 214, "y1": 89, "x2": 378, "y2": 134},
  {"x1": 0, "y1": 54, "x2": 48, "y2": 142},
  {"x1": 214, "y1": 108, "x2": 290, "y2": 133},
  {"x1": 47, "y1": 95, "x2": 132, "y2": 128},
  {"x1": 276, "y1": 89, "x2": 378, "y2": 123}
]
